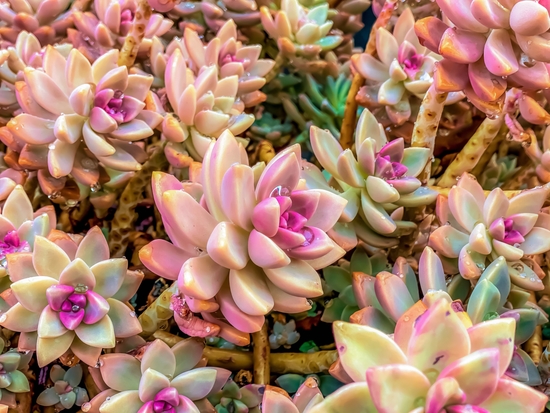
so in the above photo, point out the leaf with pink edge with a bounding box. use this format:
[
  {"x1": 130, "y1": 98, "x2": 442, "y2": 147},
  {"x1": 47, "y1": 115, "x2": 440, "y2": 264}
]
[
  {"x1": 308, "y1": 382, "x2": 375, "y2": 413},
  {"x1": 75, "y1": 315, "x2": 115, "y2": 348},
  {"x1": 59, "y1": 258, "x2": 96, "y2": 290},
  {"x1": 425, "y1": 377, "x2": 465, "y2": 413},
  {"x1": 75, "y1": 226, "x2": 109, "y2": 266},
  {"x1": 170, "y1": 368, "x2": 217, "y2": 400},
  {"x1": 407, "y1": 300, "x2": 470, "y2": 378},
  {"x1": 70, "y1": 336, "x2": 103, "y2": 367},
  {"x1": 138, "y1": 240, "x2": 190, "y2": 281},
  {"x1": 468, "y1": 318, "x2": 515, "y2": 377},
  {"x1": 178, "y1": 255, "x2": 228, "y2": 301},
  {"x1": 106, "y1": 298, "x2": 141, "y2": 338},
  {"x1": 479, "y1": 377, "x2": 548, "y2": 413},
  {"x1": 140, "y1": 340, "x2": 176, "y2": 379},
  {"x1": 448, "y1": 187, "x2": 482, "y2": 232},
  {"x1": 333, "y1": 321, "x2": 406, "y2": 382},
  {"x1": 367, "y1": 365, "x2": 430, "y2": 412},
  {"x1": 139, "y1": 368, "x2": 170, "y2": 403},
  {"x1": 90, "y1": 259, "x2": 127, "y2": 299},
  {"x1": 37, "y1": 306, "x2": 67, "y2": 338},
  {"x1": 171, "y1": 338, "x2": 205, "y2": 376},
  {"x1": 255, "y1": 148, "x2": 301, "y2": 202},
  {"x1": 1, "y1": 303, "x2": 40, "y2": 332},
  {"x1": 11, "y1": 276, "x2": 57, "y2": 312},
  {"x1": 36, "y1": 331, "x2": 75, "y2": 367},
  {"x1": 2, "y1": 185, "x2": 33, "y2": 228},
  {"x1": 111, "y1": 269, "x2": 144, "y2": 303},
  {"x1": 99, "y1": 353, "x2": 142, "y2": 391},
  {"x1": 33, "y1": 236, "x2": 70, "y2": 279},
  {"x1": 229, "y1": 263, "x2": 274, "y2": 316},
  {"x1": 507, "y1": 185, "x2": 550, "y2": 216},
  {"x1": 99, "y1": 390, "x2": 143, "y2": 413}
]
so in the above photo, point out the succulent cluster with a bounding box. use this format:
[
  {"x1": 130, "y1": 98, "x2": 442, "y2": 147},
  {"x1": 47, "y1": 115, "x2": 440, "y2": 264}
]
[{"x1": 0, "y1": 0, "x2": 549, "y2": 410}]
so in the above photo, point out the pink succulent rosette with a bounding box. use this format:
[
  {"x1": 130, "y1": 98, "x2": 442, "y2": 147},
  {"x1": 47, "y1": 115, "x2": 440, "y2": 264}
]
[
  {"x1": 308, "y1": 299, "x2": 548, "y2": 413},
  {"x1": 73, "y1": 0, "x2": 173, "y2": 55},
  {"x1": 0, "y1": 227, "x2": 143, "y2": 367},
  {"x1": 306, "y1": 109, "x2": 437, "y2": 247},
  {"x1": 429, "y1": 172, "x2": 550, "y2": 289},
  {"x1": 84, "y1": 338, "x2": 231, "y2": 413},
  {"x1": 140, "y1": 130, "x2": 347, "y2": 338},
  {"x1": 352, "y1": 8, "x2": 440, "y2": 125},
  {"x1": 261, "y1": 377, "x2": 324, "y2": 413},
  {"x1": 6, "y1": 47, "x2": 160, "y2": 184},
  {"x1": 0, "y1": 0, "x2": 73, "y2": 45},
  {"x1": 414, "y1": 0, "x2": 550, "y2": 114},
  {"x1": 0, "y1": 31, "x2": 72, "y2": 117},
  {"x1": 260, "y1": 0, "x2": 343, "y2": 57},
  {"x1": 150, "y1": 20, "x2": 275, "y2": 108}
]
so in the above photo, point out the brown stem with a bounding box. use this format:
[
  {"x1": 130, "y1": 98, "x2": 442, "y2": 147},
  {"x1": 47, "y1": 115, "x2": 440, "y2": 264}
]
[
  {"x1": 117, "y1": 0, "x2": 152, "y2": 68},
  {"x1": 9, "y1": 392, "x2": 31, "y2": 413},
  {"x1": 470, "y1": 125, "x2": 507, "y2": 178},
  {"x1": 524, "y1": 292, "x2": 543, "y2": 365},
  {"x1": 108, "y1": 142, "x2": 168, "y2": 257},
  {"x1": 138, "y1": 282, "x2": 177, "y2": 337},
  {"x1": 437, "y1": 116, "x2": 504, "y2": 187},
  {"x1": 252, "y1": 322, "x2": 270, "y2": 384},
  {"x1": 153, "y1": 331, "x2": 338, "y2": 374},
  {"x1": 411, "y1": 84, "x2": 448, "y2": 185},
  {"x1": 338, "y1": 0, "x2": 397, "y2": 150}
]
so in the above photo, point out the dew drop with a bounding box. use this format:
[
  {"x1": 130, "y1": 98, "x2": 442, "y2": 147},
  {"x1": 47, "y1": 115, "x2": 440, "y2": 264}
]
[
  {"x1": 0, "y1": 313, "x2": 6, "y2": 323},
  {"x1": 81, "y1": 403, "x2": 91, "y2": 412}
]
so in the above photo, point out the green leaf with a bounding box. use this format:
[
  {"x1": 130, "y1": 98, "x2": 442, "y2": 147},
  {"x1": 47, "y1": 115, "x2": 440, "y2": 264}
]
[
  {"x1": 275, "y1": 374, "x2": 305, "y2": 394},
  {"x1": 338, "y1": 285, "x2": 357, "y2": 307},
  {"x1": 323, "y1": 266, "x2": 351, "y2": 292},
  {"x1": 350, "y1": 247, "x2": 371, "y2": 274}
]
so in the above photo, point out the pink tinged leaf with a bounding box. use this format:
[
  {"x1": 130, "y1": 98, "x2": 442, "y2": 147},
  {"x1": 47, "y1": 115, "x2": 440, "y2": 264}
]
[
  {"x1": 407, "y1": 300, "x2": 471, "y2": 378},
  {"x1": 46, "y1": 284, "x2": 74, "y2": 311},
  {"x1": 438, "y1": 349, "x2": 500, "y2": 405},
  {"x1": 439, "y1": 27, "x2": 485, "y2": 64},
  {"x1": 54, "y1": 114, "x2": 86, "y2": 144},
  {"x1": 162, "y1": 190, "x2": 217, "y2": 250},
  {"x1": 33, "y1": 236, "x2": 71, "y2": 279},
  {"x1": 217, "y1": 282, "x2": 265, "y2": 333},
  {"x1": 520, "y1": 226, "x2": 550, "y2": 254},
  {"x1": 107, "y1": 298, "x2": 142, "y2": 338},
  {"x1": 96, "y1": 66, "x2": 128, "y2": 93},
  {"x1": 267, "y1": 280, "x2": 311, "y2": 313},
  {"x1": 220, "y1": 164, "x2": 256, "y2": 231},
  {"x1": 255, "y1": 148, "x2": 301, "y2": 201},
  {"x1": 82, "y1": 121, "x2": 115, "y2": 157},
  {"x1": 433, "y1": 59, "x2": 469, "y2": 93},
  {"x1": 425, "y1": 376, "x2": 466, "y2": 413},
  {"x1": 75, "y1": 226, "x2": 109, "y2": 267},
  {"x1": 509, "y1": 62, "x2": 550, "y2": 91},
  {"x1": 333, "y1": 321, "x2": 407, "y2": 382},
  {"x1": 428, "y1": 226, "x2": 469, "y2": 259},
  {"x1": 414, "y1": 16, "x2": 448, "y2": 52},
  {"x1": 3, "y1": 184, "x2": 33, "y2": 228},
  {"x1": 69, "y1": 83, "x2": 94, "y2": 117},
  {"x1": 177, "y1": 85, "x2": 196, "y2": 126},
  {"x1": 360, "y1": 189, "x2": 397, "y2": 235},
  {"x1": 418, "y1": 246, "x2": 447, "y2": 293},
  {"x1": 367, "y1": 365, "x2": 431, "y2": 412},
  {"x1": 510, "y1": 1, "x2": 550, "y2": 36},
  {"x1": 108, "y1": 120, "x2": 154, "y2": 141},
  {"x1": 375, "y1": 27, "x2": 398, "y2": 67},
  {"x1": 178, "y1": 255, "x2": 228, "y2": 301},
  {"x1": 23, "y1": 68, "x2": 72, "y2": 115},
  {"x1": 309, "y1": 126, "x2": 343, "y2": 181},
  {"x1": 126, "y1": 74, "x2": 154, "y2": 102},
  {"x1": 252, "y1": 197, "x2": 281, "y2": 237},
  {"x1": 469, "y1": 223, "x2": 492, "y2": 255},
  {"x1": 99, "y1": 390, "x2": 144, "y2": 413},
  {"x1": 171, "y1": 368, "x2": 218, "y2": 400},
  {"x1": 139, "y1": 368, "x2": 170, "y2": 403},
  {"x1": 492, "y1": 240, "x2": 524, "y2": 261},
  {"x1": 99, "y1": 353, "x2": 142, "y2": 391},
  {"x1": 229, "y1": 263, "x2": 274, "y2": 316},
  {"x1": 436, "y1": 0, "x2": 489, "y2": 33},
  {"x1": 59, "y1": 307, "x2": 85, "y2": 330},
  {"x1": 59, "y1": 258, "x2": 96, "y2": 289},
  {"x1": 48, "y1": 140, "x2": 78, "y2": 178},
  {"x1": 36, "y1": 331, "x2": 75, "y2": 367},
  {"x1": 468, "y1": 59, "x2": 506, "y2": 102},
  {"x1": 507, "y1": 184, "x2": 550, "y2": 215},
  {"x1": 484, "y1": 29, "x2": 519, "y2": 77},
  {"x1": 248, "y1": 230, "x2": 291, "y2": 269},
  {"x1": 264, "y1": 259, "x2": 322, "y2": 298},
  {"x1": 75, "y1": 315, "x2": 115, "y2": 348},
  {"x1": 8, "y1": 114, "x2": 55, "y2": 144},
  {"x1": 65, "y1": 48, "x2": 93, "y2": 89},
  {"x1": 479, "y1": 377, "x2": 548, "y2": 413},
  {"x1": 336, "y1": 149, "x2": 365, "y2": 188},
  {"x1": 83, "y1": 291, "x2": 110, "y2": 324},
  {"x1": 261, "y1": 389, "x2": 299, "y2": 413},
  {"x1": 206, "y1": 222, "x2": 249, "y2": 270},
  {"x1": 374, "y1": 271, "x2": 415, "y2": 322},
  {"x1": 138, "y1": 239, "x2": 189, "y2": 281},
  {"x1": 12, "y1": 275, "x2": 57, "y2": 312},
  {"x1": 448, "y1": 186, "x2": 483, "y2": 232},
  {"x1": 470, "y1": 0, "x2": 510, "y2": 29},
  {"x1": 1, "y1": 302, "x2": 40, "y2": 332},
  {"x1": 89, "y1": 107, "x2": 118, "y2": 134},
  {"x1": 351, "y1": 53, "x2": 388, "y2": 82},
  {"x1": 483, "y1": 187, "x2": 509, "y2": 227},
  {"x1": 468, "y1": 317, "x2": 515, "y2": 377},
  {"x1": 286, "y1": 227, "x2": 333, "y2": 260},
  {"x1": 519, "y1": 94, "x2": 550, "y2": 125}
]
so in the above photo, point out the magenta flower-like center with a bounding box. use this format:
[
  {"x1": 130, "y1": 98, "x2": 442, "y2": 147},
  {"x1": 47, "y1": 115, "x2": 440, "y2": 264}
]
[
  {"x1": 46, "y1": 284, "x2": 109, "y2": 330},
  {"x1": 220, "y1": 53, "x2": 245, "y2": 65},
  {"x1": 275, "y1": 196, "x2": 314, "y2": 247},
  {"x1": 0, "y1": 230, "x2": 29, "y2": 262},
  {"x1": 138, "y1": 387, "x2": 180, "y2": 413},
  {"x1": 488, "y1": 217, "x2": 525, "y2": 246},
  {"x1": 375, "y1": 155, "x2": 408, "y2": 180},
  {"x1": 401, "y1": 53, "x2": 424, "y2": 80},
  {"x1": 120, "y1": 9, "x2": 135, "y2": 35},
  {"x1": 104, "y1": 90, "x2": 125, "y2": 123}
]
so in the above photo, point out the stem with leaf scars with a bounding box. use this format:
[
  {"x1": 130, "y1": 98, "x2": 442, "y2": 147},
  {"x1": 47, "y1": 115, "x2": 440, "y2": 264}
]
[
  {"x1": 117, "y1": 0, "x2": 152, "y2": 68},
  {"x1": 410, "y1": 84, "x2": 448, "y2": 185},
  {"x1": 264, "y1": 53, "x2": 285, "y2": 84},
  {"x1": 338, "y1": 0, "x2": 397, "y2": 150},
  {"x1": 138, "y1": 282, "x2": 177, "y2": 337},
  {"x1": 471, "y1": 124, "x2": 507, "y2": 179},
  {"x1": 437, "y1": 115, "x2": 504, "y2": 187},
  {"x1": 153, "y1": 330, "x2": 338, "y2": 374},
  {"x1": 252, "y1": 322, "x2": 270, "y2": 384},
  {"x1": 524, "y1": 292, "x2": 543, "y2": 365}
]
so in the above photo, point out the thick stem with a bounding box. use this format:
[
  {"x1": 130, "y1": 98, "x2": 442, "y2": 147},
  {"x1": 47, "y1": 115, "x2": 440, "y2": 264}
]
[
  {"x1": 338, "y1": 0, "x2": 397, "y2": 150},
  {"x1": 524, "y1": 292, "x2": 543, "y2": 365},
  {"x1": 252, "y1": 322, "x2": 270, "y2": 384},
  {"x1": 470, "y1": 125, "x2": 507, "y2": 179},
  {"x1": 117, "y1": 0, "x2": 152, "y2": 68},
  {"x1": 430, "y1": 186, "x2": 521, "y2": 199},
  {"x1": 108, "y1": 142, "x2": 168, "y2": 257},
  {"x1": 138, "y1": 282, "x2": 177, "y2": 337},
  {"x1": 437, "y1": 116, "x2": 504, "y2": 187},
  {"x1": 153, "y1": 331, "x2": 338, "y2": 374},
  {"x1": 264, "y1": 53, "x2": 285, "y2": 84},
  {"x1": 411, "y1": 84, "x2": 448, "y2": 184}
]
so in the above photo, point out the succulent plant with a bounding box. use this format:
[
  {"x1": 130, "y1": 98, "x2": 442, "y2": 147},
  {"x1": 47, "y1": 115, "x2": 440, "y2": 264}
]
[
  {"x1": 85, "y1": 338, "x2": 231, "y2": 413},
  {"x1": 479, "y1": 154, "x2": 520, "y2": 190},
  {"x1": 37, "y1": 364, "x2": 89, "y2": 410},
  {"x1": 6, "y1": 47, "x2": 160, "y2": 186},
  {"x1": 140, "y1": 130, "x2": 346, "y2": 338},
  {"x1": 321, "y1": 247, "x2": 390, "y2": 323},
  {"x1": 309, "y1": 299, "x2": 548, "y2": 413},
  {"x1": 246, "y1": 110, "x2": 294, "y2": 148},
  {"x1": 73, "y1": 0, "x2": 173, "y2": 54},
  {"x1": 0, "y1": 0, "x2": 73, "y2": 45},
  {"x1": 352, "y1": 8, "x2": 439, "y2": 126},
  {"x1": 0, "y1": 343, "x2": 32, "y2": 410},
  {"x1": 275, "y1": 373, "x2": 344, "y2": 397},
  {"x1": 429, "y1": 172, "x2": 550, "y2": 287},
  {"x1": 306, "y1": 109, "x2": 437, "y2": 242},
  {"x1": 0, "y1": 162, "x2": 25, "y2": 206},
  {"x1": 414, "y1": 0, "x2": 550, "y2": 115},
  {"x1": 207, "y1": 378, "x2": 262, "y2": 413},
  {"x1": 260, "y1": 0, "x2": 343, "y2": 58},
  {"x1": 0, "y1": 226, "x2": 143, "y2": 366},
  {"x1": 269, "y1": 319, "x2": 300, "y2": 349},
  {"x1": 525, "y1": 125, "x2": 550, "y2": 184},
  {"x1": 261, "y1": 376, "x2": 324, "y2": 413}
]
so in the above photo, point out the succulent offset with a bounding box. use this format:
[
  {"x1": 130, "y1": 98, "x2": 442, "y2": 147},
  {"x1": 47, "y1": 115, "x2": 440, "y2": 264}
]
[{"x1": 37, "y1": 364, "x2": 89, "y2": 410}]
